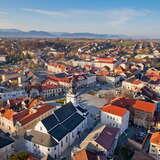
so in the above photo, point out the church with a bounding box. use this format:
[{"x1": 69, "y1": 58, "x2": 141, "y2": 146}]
[{"x1": 24, "y1": 78, "x2": 88, "y2": 159}]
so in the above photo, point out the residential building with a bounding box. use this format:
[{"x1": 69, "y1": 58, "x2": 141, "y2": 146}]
[
  {"x1": 41, "y1": 79, "x2": 64, "y2": 99},
  {"x1": 47, "y1": 62, "x2": 67, "y2": 73},
  {"x1": 122, "y1": 79, "x2": 145, "y2": 92},
  {"x1": 0, "y1": 103, "x2": 55, "y2": 136},
  {"x1": 72, "y1": 149, "x2": 105, "y2": 160},
  {"x1": 133, "y1": 100, "x2": 156, "y2": 128},
  {"x1": 79, "y1": 124, "x2": 120, "y2": 159},
  {"x1": 101, "y1": 104, "x2": 129, "y2": 134},
  {"x1": 149, "y1": 132, "x2": 160, "y2": 160}
]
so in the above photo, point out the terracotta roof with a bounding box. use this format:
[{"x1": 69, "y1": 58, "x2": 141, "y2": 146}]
[
  {"x1": 28, "y1": 99, "x2": 39, "y2": 109},
  {"x1": 150, "y1": 132, "x2": 160, "y2": 145},
  {"x1": 111, "y1": 97, "x2": 135, "y2": 107},
  {"x1": 131, "y1": 79, "x2": 143, "y2": 85},
  {"x1": 42, "y1": 84, "x2": 58, "y2": 90},
  {"x1": 133, "y1": 100, "x2": 156, "y2": 113},
  {"x1": 48, "y1": 76, "x2": 72, "y2": 84},
  {"x1": 48, "y1": 62, "x2": 67, "y2": 70},
  {"x1": 3, "y1": 109, "x2": 15, "y2": 120},
  {"x1": 73, "y1": 149, "x2": 99, "y2": 160},
  {"x1": 95, "y1": 57, "x2": 116, "y2": 63},
  {"x1": 101, "y1": 104, "x2": 128, "y2": 117},
  {"x1": 19, "y1": 104, "x2": 54, "y2": 125}
]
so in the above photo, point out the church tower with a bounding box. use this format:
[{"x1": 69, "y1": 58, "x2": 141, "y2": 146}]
[{"x1": 66, "y1": 77, "x2": 79, "y2": 107}]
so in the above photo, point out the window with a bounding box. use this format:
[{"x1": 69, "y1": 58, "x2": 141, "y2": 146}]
[
  {"x1": 48, "y1": 148, "x2": 50, "y2": 151},
  {"x1": 61, "y1": 141, "x2": 63, "y2": 147},
  {"x1": 66, "y1": 136, "x2": 68, "y2": 142},
  {"x1": 40, "y1": 127, "x2": 42, "y2": 131}
]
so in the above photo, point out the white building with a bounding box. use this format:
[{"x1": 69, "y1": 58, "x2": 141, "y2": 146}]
[
  {"x1": 24, "y1": 102, "x2": 88, "y2": 159},
  {"x1": 47, "y1": 62, "x2": 67, "y2": 73},
  {"x1": 101, "y1": 104, "x2": 129, "y2": 134},
  {"x1": 0, "y1": 89, "x2": 27, "y2": 101},
  {"x1": 149, "y1": 132, "x2": 160, "y2": 160},
  {"x1": 122, "y1": 79, "x2": 145, "y2": 92}
]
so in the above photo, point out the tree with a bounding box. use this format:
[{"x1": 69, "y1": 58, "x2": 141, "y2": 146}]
[{"x1": 9, "y1": 151, "x2": 28, "y2": 160}]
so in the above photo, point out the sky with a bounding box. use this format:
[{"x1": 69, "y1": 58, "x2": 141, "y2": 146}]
[{"x1": 0, "y1": 0, "x2": 160, "y2": 37}]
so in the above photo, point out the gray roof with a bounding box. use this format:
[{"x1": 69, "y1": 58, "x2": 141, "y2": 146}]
[
  {"x1": 41, "y1": 114, "x2": 59, "y2": 131},
  {"x1": 24, "y1": 130, "x2": 58, "y2": 147},
  {"x1": 62, "y1": 112, "x2": 85, "y2": 132},
  {"x1": 0, "y1": 131, "x2": 14, "y2": 148},
  {"x1": 49, "y1": 124, "x2": 68, "y2": 141},
  {"x1": 54, "y1": 102, "x2": 77, "y2": 122}
]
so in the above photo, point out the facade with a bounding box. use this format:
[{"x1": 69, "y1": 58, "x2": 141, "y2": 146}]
[
  {"x1": 0, "y1": 104, "x2": 55, "y2": 136},
  {"x1": 122, "y1": 79, "x2": 145, "y2": 92},
  {"x1": 24, "y1": 102, "x2": 87, "y2": 159},
  {"x1": 94, "y1": 57, "x2": 118, "y2": 71},
  {"x1": 133, "y1": 100, "x2": 156, "y2": 128},
  {"x1": 149, "y1": 132, "x2": 160, "y2": 160},
  {"x1": 101, "y1": 104, "x2": 129, "y2": 134},
  {"x1": 41, "y1": 79, "x2": 64, "y2": 98},
  {"x1": 47, "y1": 62, "x2": 67, "y2": 73},
  {"x1": 0, "y1": 89, "x2": 27, "y2": 101}
]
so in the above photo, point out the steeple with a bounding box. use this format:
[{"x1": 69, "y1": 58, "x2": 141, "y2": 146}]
[{"x1": 66, "y1": 77, "x2": 79, "y2": 107}]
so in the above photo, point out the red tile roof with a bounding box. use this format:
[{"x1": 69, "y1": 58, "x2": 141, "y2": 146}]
[
  {"x1": 3, "y1": 109, "x2": 15, "y2": 120},
  {"x1": 101, "y1": 104, "x2": 128, "y2": 117},
  {"x1": 19, "y1": 104, "x2": 54, "y2": 125},
  {"x1": 95, "y1": 57, "x2": 117, "y2": 63},
  {"x1": 73, "y1": 149, "x2": 99, "y2": 160},
  {"x1": 133, "y1": 100, "x2": 156, "y2": 113},
  {"x1": 150, "y1": 132, "x2": 160, "y2": 145},
  {"x1": 131, "y1": 79, "x2": 143, "y2": 85}
]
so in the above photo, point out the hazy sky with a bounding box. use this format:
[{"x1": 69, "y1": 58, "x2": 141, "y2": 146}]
[{"x1": 0, "y1": 0, "x2": 160, "y2": 37}]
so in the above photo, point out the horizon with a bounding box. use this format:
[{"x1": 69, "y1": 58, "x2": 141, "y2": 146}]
[{"x1": 0, "y1": 0, "x2": 160, "y2": 38}]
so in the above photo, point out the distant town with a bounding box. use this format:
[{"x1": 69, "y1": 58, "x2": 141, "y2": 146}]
[{"x1": 0, "y1": 38, "x2": 160, "y2": 160}]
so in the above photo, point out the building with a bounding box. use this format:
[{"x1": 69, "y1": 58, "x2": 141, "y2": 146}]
[
  {"x1": 122, "y1": 79, "x2": 145, "y2": 92},
  {"x1": 0, "y1": 131, "x2": 15, "y2": 160},
  {"x1": 47, "y1": 62, "x2": 67, "y2": 73},
  {"x1": 133, "y1": 100, "x2": 156, "y2": 128},
  {"x1": 94, "y1": 57, "x2": 118, "y2": 71},
  {"x1": 111, "y1": 97, "x2": 157, "y2": 128},
  {"x1": 78, "y1": 124, "x2": 120, "y2": 159},
  {"x1": 1, "y1": 72, "x2": 22, "y2": 86},
  {"x1": 149, "y1": 132, "x2": 160, "y2": 160},
  {"x1": 0, "y1": 103, "x2": 55, "y2": 136},
  {"x1": 101, "y1": 104, "x2": 129, "y2": 134},
  {"x1": 24, "y1": 102, "x2": 88, "y2": 159},
  {"x1": 41, "y1": 79, "x2": 64, "y2": 99},
  {"x1": 0, "y1": 89, "x2": 27, "y2": 101},
  {"x1": 72, "y1": 149, "x2": 105, "y2": 160},
  {"x1": 0, "y1": 55, "x2": 7, "y2": 63}
]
